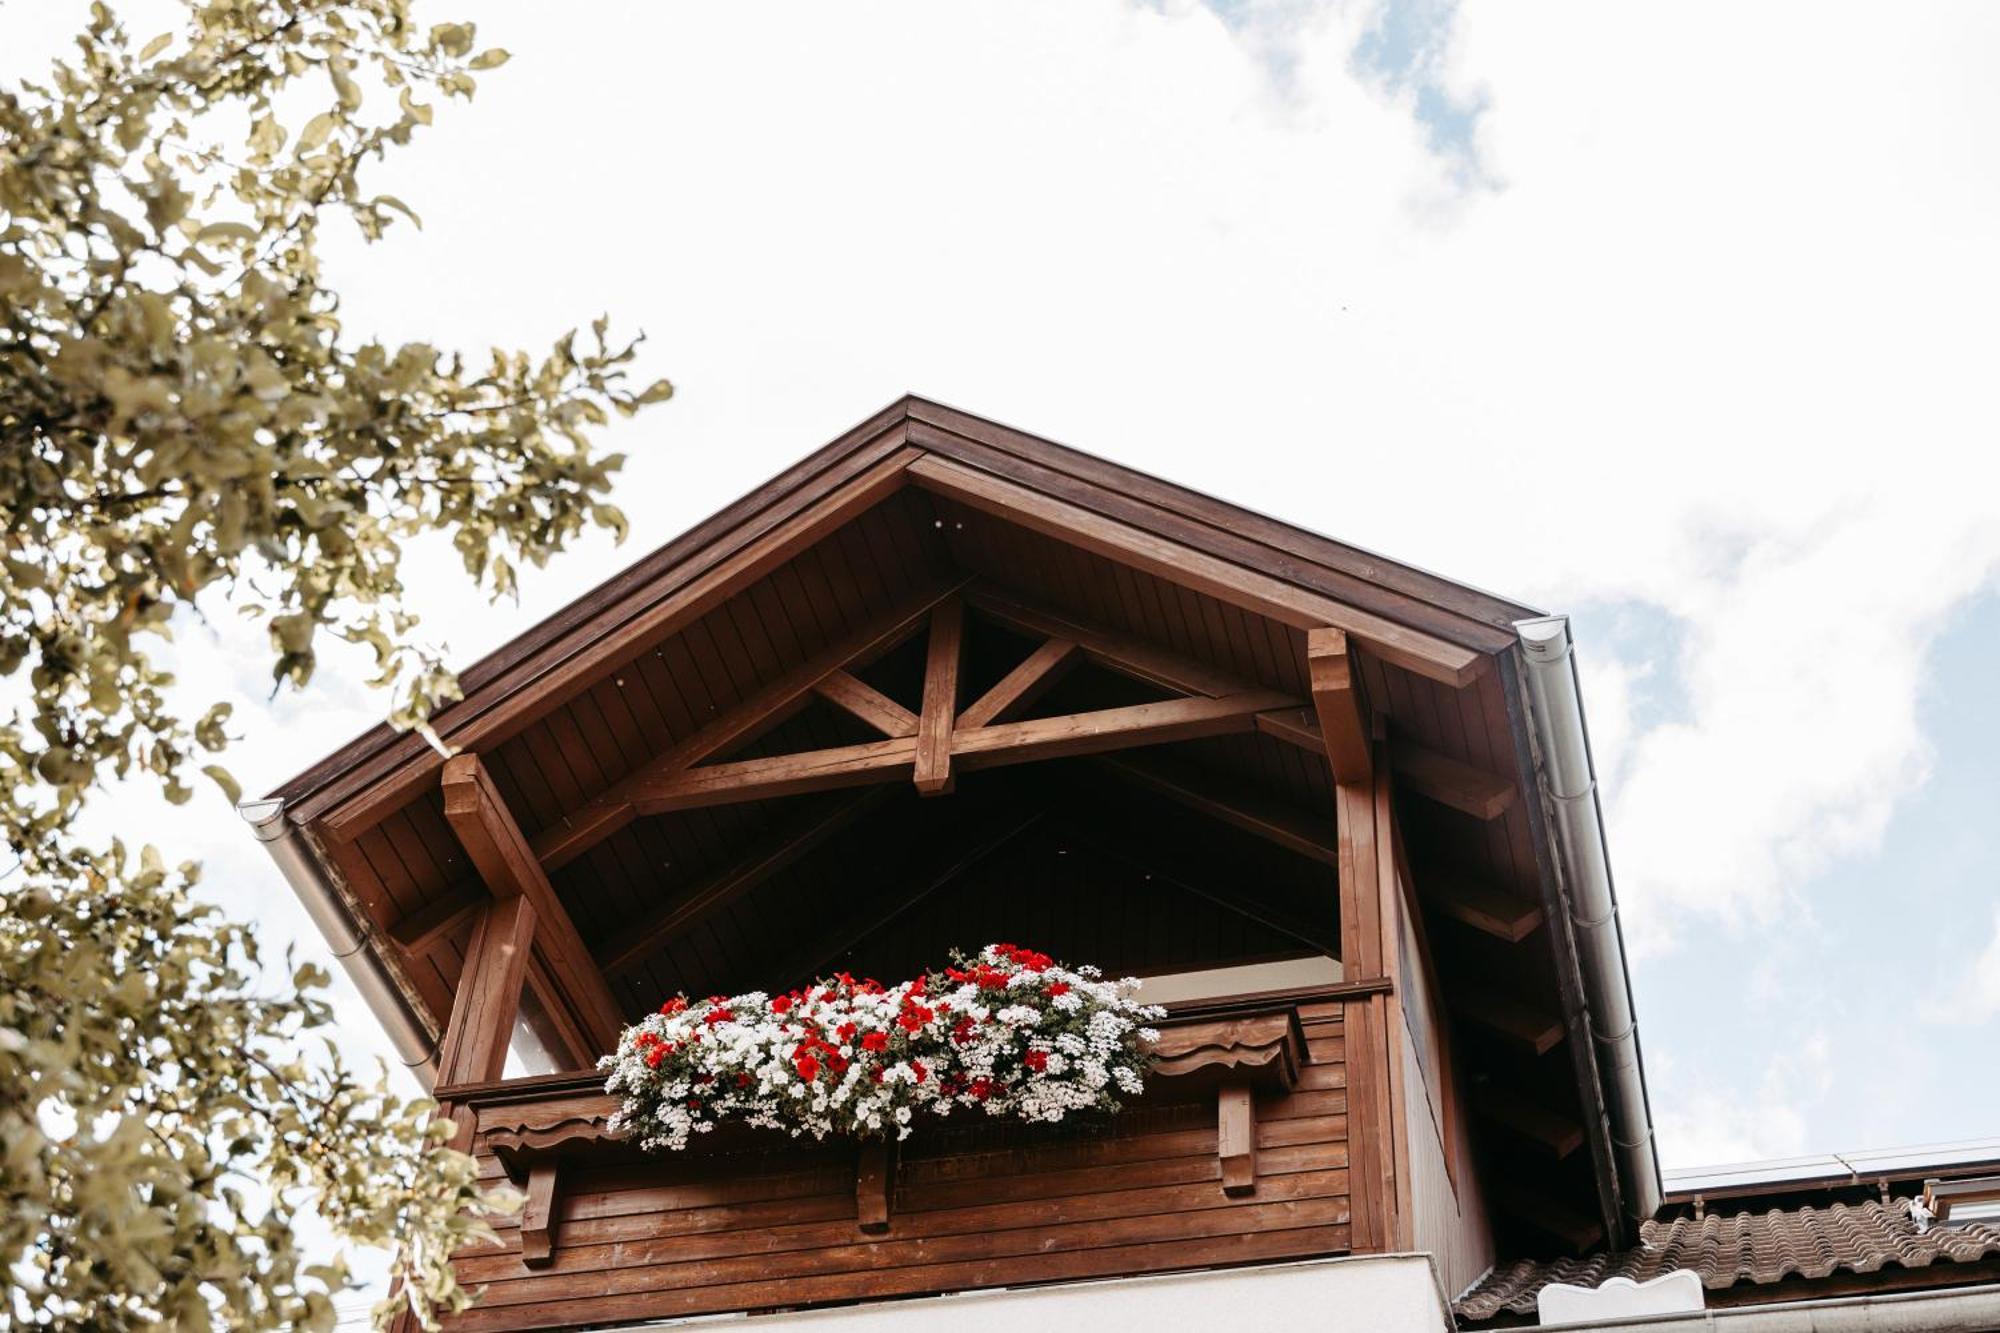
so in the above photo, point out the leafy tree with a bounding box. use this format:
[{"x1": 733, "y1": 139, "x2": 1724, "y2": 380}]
[{"x1": 0, "y1": 2, "x2": 669, "y2": 1327}]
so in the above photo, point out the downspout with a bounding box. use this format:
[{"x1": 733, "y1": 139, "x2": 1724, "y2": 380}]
[
  {"x1": 239, "y1": 798, "x2": 440, "y2": 1085},
  {"x1": 1514, "y1": 615, "x2": 1663, "y2": 1234}
]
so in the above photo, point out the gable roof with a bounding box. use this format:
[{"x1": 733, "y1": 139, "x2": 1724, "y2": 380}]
[{"x1": 251, "y1": 395, "x2": 1655, "y2": 1257}]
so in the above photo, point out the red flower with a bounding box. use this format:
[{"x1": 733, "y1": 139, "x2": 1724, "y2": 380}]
[
  {"x1": 861, "y1": 1031, "x2": 889, "y2": 1053},
  {"x1": 770, "y1": 995, "x2": 792, "y2": 1015},
  {"x1": 969, "y1": 1077, "x2": 995, "y2": 1101},
  {"x1": 911, "y1": 1058, "x2": 929, "y2": 1084},
  {"x1": 1024, "y1": 1050, "x2": 1049, "y2": 1073},
  {"x1": 795, "y1": 1054, "x2": 820, "y2": 1082},
  {"x1": 704, "y1": 1007, "x2": 734, "y2": 1027},
  {"x1": 836, "y1": 1022, "x2": 858, "y2": 1043},
  {"x1": 1047, "y1": 982, "x2": 1070, "y2": 997},
  {"x1": 659, "y1": 996, "x2": 688, "y2": 1016}
]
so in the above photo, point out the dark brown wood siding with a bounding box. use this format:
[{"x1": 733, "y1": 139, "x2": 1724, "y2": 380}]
[{"x1": 447, "y1": 1003, "x2": 1349, "y2": 1330}]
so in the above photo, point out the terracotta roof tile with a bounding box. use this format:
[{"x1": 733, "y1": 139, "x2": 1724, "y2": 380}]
[{"x1": 1457, "y1": 1198, "x2": 2000, "y2": 1323}]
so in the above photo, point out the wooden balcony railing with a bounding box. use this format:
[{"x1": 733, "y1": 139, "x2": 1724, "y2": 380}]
[{"x1": 438, "y1": 987, "x2": 1365, "y2": 1331}]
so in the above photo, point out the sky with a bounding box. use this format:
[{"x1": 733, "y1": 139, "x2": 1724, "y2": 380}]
[{"x1": 7, "y1": 0, "x2": 2000, "y2": 1236}]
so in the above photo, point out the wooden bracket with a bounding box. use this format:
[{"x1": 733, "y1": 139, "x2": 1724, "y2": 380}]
[
  {"x1": 520, "y1": 1161, "x2": 561, "y2": 1268},
  {"x1": 1218, "y1": 1085, "x2": 1257, "y2": 1197},
  {"x1": 857, "y1": 1140, "x2": 895, "y2": 1233},
  {"x1": 1307, "y1": 628, "x2": 1372, "y2": 784}
]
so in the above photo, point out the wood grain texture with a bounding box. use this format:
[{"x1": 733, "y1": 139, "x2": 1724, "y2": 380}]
[
  {"x1": 436, "y1": 895, "x2": 537, "y2": 1088},
  {"x1": 1307, "y1": 628, "x2": 1372, "y2": 784},
  {"x1": 914, "y1": 599, "x2": 964, "y2": 795}
]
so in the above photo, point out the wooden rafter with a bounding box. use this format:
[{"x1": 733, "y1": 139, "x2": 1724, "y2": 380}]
[
  {"x1": 598, "y1": 789, "x2": 893, "y2": 975},
  {"x1": 529, "y1": 580, "x2": 961, "y2": 871},
  {"x1": 1307, "y1": 628, "x2": 1372, "y2": 784},
  {"x1": 1389, "y1": 737, "x2": 1516, "y2": 821},
  {"x1": 442, "y1": 754, "x2": 627, "y2": 1054},
  {"x1": 813, "y1": 670, "x2": 918, "y2": 737},
  {"x1": 914, "y1": 599, "x2": 964, "y2": 795},
  {"x1": 958, "y1": 636, "x2": 1078, "y2": 729},
  {"x1": 388, "y1": 881, "x2": 484, "y2": 954},
  {"x1": 909, "y1": 453, "x2": 1485, "y2": 686}
]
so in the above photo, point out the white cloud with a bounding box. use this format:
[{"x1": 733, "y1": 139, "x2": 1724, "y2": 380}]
[{"x1": 1651, "y1": 1031, "x2": 1832, "y2": 1169}]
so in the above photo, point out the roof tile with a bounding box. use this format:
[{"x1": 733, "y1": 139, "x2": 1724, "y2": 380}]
[{"x1": 1457, "y1": 1198, "x2": 2000, "y2": 1322}]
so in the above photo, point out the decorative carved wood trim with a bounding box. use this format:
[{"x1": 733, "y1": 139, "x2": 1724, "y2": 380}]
[{"x1": 1147, "y1": 1008, "x2": 1306, "y2": 1093}]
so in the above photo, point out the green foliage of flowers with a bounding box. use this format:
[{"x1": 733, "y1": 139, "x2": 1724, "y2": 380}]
[{"x1": 0, "y1": 2, "x2": 668, "y2": 1326}]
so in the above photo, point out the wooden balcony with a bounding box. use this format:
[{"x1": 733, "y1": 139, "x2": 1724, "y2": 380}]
[{"x1": 440, "y1": 989, "x2": 1358, "y2": 1331}]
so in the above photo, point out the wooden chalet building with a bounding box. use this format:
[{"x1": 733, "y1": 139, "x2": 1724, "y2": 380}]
[{"x1": 249, "y1": 397, "x2": 1677, "y2": 1331}]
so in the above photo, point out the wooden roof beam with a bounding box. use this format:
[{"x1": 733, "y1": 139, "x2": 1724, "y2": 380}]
[
  {"x1": 1390, "y1": 737, "x2": 1517, "y2": 821},
  {"x1": 957, "y1": 636, "x2": 1079, "y2": 729},
  {"x1": 914, "y1": 599, "x2": 964, "y2": 795},
  {"x1": 1460, "y1": 985, "x2": 1565, "y2": 1056},
  {"x1": 442, "y1": 754, "x2": 628, "y2": 1053},
  {"x1": 1426, "y1": 864, "x2": 1545, "y2": 943},
  {"x1": 598, "y1": 789, "x2": 893, "y2": 975},
  {"x1": 531, "y1": 579, "x2": 962, "y2": 871},
  {"x1": 1476, "y1": 1084, "x2": 1584, "y2": 1159},
  {"x1": 911, "y1": 454, "x2": 1485, "y2": 686},
  {"x1": 633, "y1": 690, "x2": 1296, "y2": 813},
  {"x1": 1307, "y1": 628, "x2": 1372, "y2": 784},
  {"x1": 812, "y1": 670, "x2": 918, "y2": 737}
]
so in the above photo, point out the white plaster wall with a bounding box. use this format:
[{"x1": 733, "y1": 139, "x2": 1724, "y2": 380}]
[{"x1": 632, "y1": 1255, "x2": 1452, "y2": 1333}]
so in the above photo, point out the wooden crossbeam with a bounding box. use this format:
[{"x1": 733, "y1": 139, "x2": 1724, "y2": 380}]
[
  {"x1": 911, "y1": 455, "x2": 1485, "y2": 686},
  {"x1": 637, "y1": 736, "x2": 917, "y2": 811},
  {"x1": 1476, "y1": 1085, "x2": 1583, "y2": 1159},
  {"x1": 813, "y1": 670, "x2": 918, "y2": 737},
  {"x1": 915, "y1": 599, "x2": 964, "y2": 795},
  {"x1": 634, "y1": 692, "x2": 1295, "y2": 813},
  {"x1": 958, "y1": 636, "x2": 1079, "y2": 729},
  {"x1": 1253, "y1": 706, "x2": 1327, "y2": 755},
  {"x1": 1088, "y1": 751, "x2": 1339, "y2": 866},
  {"x1": 530, "y1": 581, "x2": 960, "y2": 871},
  {"x1": 1460, "y1": 985, "x2": 1565, "y2": 1055},
  {"x1": 1426, "y1": 865, "x2": 1545, "y2": 942},
  {"x1": 954, "y1": 692, "x2": 1295, "y2": 769},
  {"x1": 442, "y1": 754, "x2": 627, "y2": 1054},
  {"x1": 1390, "y1": 738, "x2": 1516, "y2": 821},
  {"x1": 1307, "y1": 628, "x2": 1372, "y2": 784},
  {"x1": 599, "y1": 789, "x2": 892, "y2": 974}
]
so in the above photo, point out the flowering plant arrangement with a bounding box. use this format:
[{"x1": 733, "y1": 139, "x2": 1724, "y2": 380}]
[{"x1": 601, "y1": 944, "x2": 1165, "y2": 1152}]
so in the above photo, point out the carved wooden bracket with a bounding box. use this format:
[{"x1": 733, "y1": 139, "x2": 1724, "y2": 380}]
[
  {"x1": 520, "y1": 1162, "x2": 560, "y2": 1267},
  {"x1": 857, "y1": 1141, "x2": 895, "y2": 1233},
  {"x1": 1147, "y1": 1006, "x2": 1306, "y2": 1094}
]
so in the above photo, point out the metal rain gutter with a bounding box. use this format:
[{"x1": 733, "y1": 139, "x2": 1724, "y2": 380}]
[
  {"x1": 239, "y1": 797, "x2": 440, "y2": 1085},
  {"x1": 1515, "y1": 615, "x2": 1663, "y2": 1233}
]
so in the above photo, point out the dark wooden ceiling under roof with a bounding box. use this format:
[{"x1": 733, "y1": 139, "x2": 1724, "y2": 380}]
[{"x1": 271, "y1": 396, "x2": 1619, "y2": 1260}]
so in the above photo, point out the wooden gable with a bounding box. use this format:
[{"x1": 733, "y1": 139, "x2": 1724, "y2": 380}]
[{"x1": 268, "y1": 397, "x2": 1629, "y2": 1309}]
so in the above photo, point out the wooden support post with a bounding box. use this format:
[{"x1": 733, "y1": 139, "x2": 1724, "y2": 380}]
[
  {"x1": 814, "y1": 670, "x2": 919, "y2": 737},
  {"x1": 519, "y1": 1162, "x2": 561, "y2": 1268},
  {"x1": 856, "y1": 1141, "x2": 894, "y2": 1234},
  {"x1": 443, "y1": 754, "x2": 628, "y2": 1057},
  {"x1": 1218, "y1": 1085, "x2": 1257, "y2": 1197},
  {"x1": 1308, "y1": 628, "x2": 1372, "y2": 784},
  {"x1": 435, "y1": 895, "x2": 537, "y2": 1089},
  {"x1": 915, "y1": 600, "x2": 964, "y2": 795}
]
